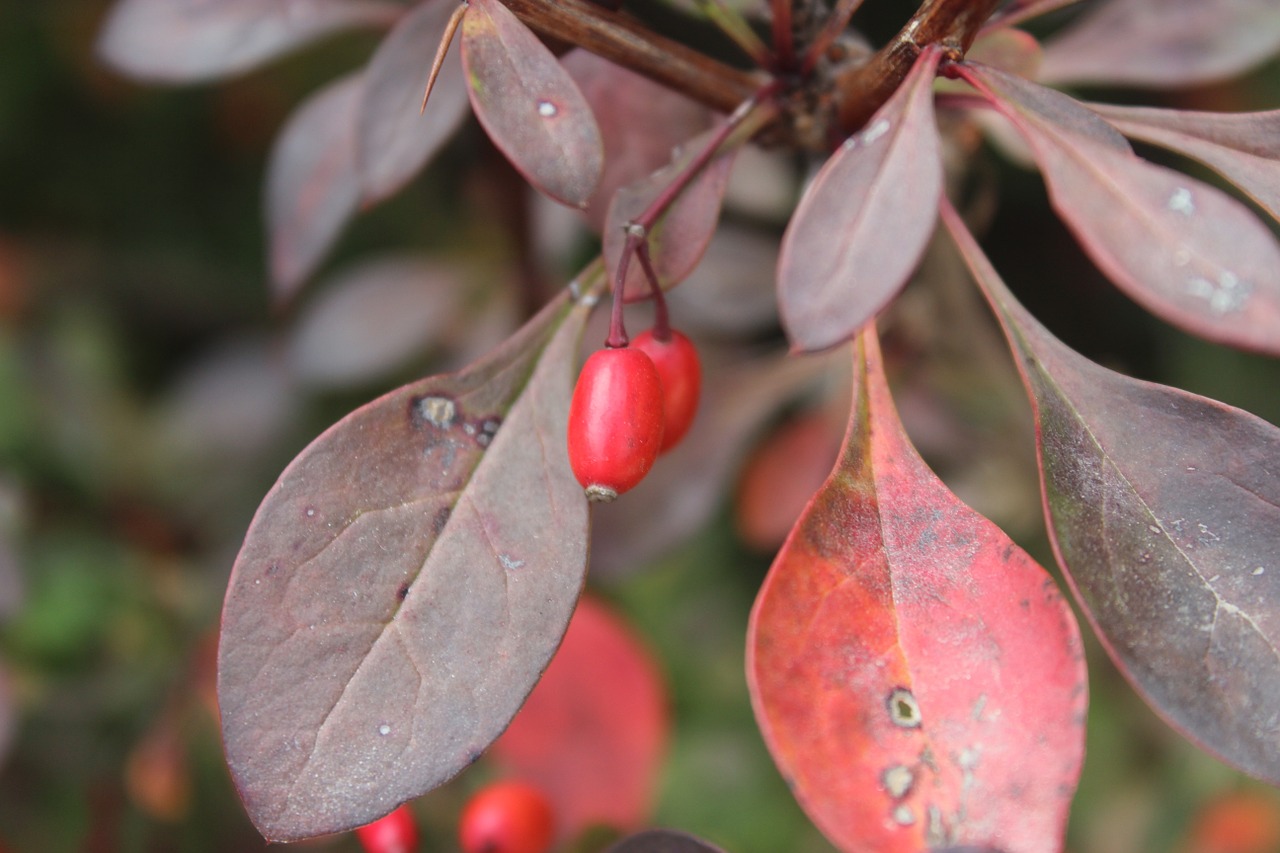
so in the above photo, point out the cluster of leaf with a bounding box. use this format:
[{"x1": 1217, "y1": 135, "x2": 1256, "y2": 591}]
[{"x1": 94, "y1": 0, "x2": 1280, "y2": 851}]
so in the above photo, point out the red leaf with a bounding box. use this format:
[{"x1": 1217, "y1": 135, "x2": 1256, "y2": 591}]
[
  {"x1": 943, "y1": 203, "x2": 1280, "y2": 786},
  {"x1": 285, "y1": 255, "x2": 467, "y2": 389},
  {"x1": 218, "y1": 273, "x2": 601, "y2": 842},
  {"x1": 96, "y1": 0, "x2": 401, "y2": 83},
  {"x1": 357, "y1": 0, "x2": 472, "y2": 205},
  {"x1": 1088, "y1": 103, "x2": 1280, "y2": 225},
  {"x1": 747, "y1": 328, "x2": 1086, "y2": 853},
  {"x1": 491, "y1": 596, "x2": 668, "y2": 835},
  {"x1": 1039, "y1": 0, "x2": 1280, "y2": 88},
  {"x1": 777, "y1": 47, "x2": 943, "y2": 353},
  {"x1": 606, "y1": 830, "x2": 727, "y2": 853},
  {"x1": 461, "y1": 0, "x2": 603, "y2": 207},
  {"x1": 967, "y1": 64, "x2": 1280, "y2": 356},
  {"x1": 602, "y1": 130, "x2": 738, "y2": 302},
  {"x1": 266, "y1": 72, "x2": 363, "y2": 303},
  {"x1": 563, "y1": 50, "x2": 712, "y2": 232}
]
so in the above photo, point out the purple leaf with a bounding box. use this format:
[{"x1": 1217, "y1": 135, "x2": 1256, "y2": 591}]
[
  {"x1": 218, "y1": 278, "x2": 598, "y2": 841},
  {"x1": 602, "y1": 129, "x2": 738, "y2": 302},
  {"x1": 944, "y1": 206, "x2": 1280, "y2": 786},
  {"x1": 984, "y1": 0, "x2": 1082, "y2": 31},
  {"x1": 461, "y1": 0, "x2": 603, "y2": 207},
  {"x1": 1088, "y1": 103, "x2": 1280, "y2": 225},
  {"x1": 266, "y1": 72, "x2": 363, "y2": 303},
  {"x1": 286, "y1": 255, "x2": 467, "y2": 389},
  {"x1": 357, "y1": 0, "x2": 472, "y2": 205},
  {"x1": 777, "y1": 47, "x2": 943, "y2": 353},
  {"x1": 967, "y1": 64, "x2": 1280, "y2": 355},
  {"x1": 1039, "y1": 0, "x2": 1280, "y2": 88},
  {"x1": 562, "y1": 49, "x2": 712, "y2": 232},
  {"x1": 96, "y1": 0, "x2": 401, "y2": 83}
]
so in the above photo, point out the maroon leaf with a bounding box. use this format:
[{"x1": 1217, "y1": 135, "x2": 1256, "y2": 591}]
[
  {"x1": 96, "y1": 0, "x2": 401, "y2": 83},
  {"x1": 777, "y1": 47, "x2": 943, "y2": 353},
  {"x1": 967, "y1": 64, "x2": 1280, "y2": 356},
  {"x1": 1038, "y1": 0, "x2": 1280, "y2": 88},
  {"x1": 602, "y1": 130, "x2": 738, "y2": 302},
  {"x1": 606, "y1": 830, "x2": 728, "y2": 853},
  {"x1": 357, "y1": 0, "x2": 472, "y2": 205},
  {"x1": 218, "y1": 274, "x2": 601, "y2": 841},
  {"x1": 461, "y1": 0, "x2": 603, "y2": 207},
  {"x1": 562, "y1": 49, "x2": 712, "y2": 232},
  {"x1": 1088, "y1": 103, "x2": 1280, "y2": 225},
  {"x1": 285, "y1": 255, "x2": 467, "y2": 389},
  {"x1": 943, "y1": 204, "x2": 1280, "y2": 787},
  {"x1": 491, "y1": 595, "x2": 668, "y2": 835},
  {"x1": 747, "y1": 328, "x2": 1086, "y2": 853},
  {"x1": 267, "y1": 72, "x2": 363, "y2": 303}
]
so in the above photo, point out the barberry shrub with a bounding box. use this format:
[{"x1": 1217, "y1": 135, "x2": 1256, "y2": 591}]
[{"x1": 97, "y1": 0, "x2": 1280, "y2": 850}]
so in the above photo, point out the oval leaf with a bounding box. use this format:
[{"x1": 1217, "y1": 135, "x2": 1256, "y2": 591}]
[
  {"x1": 96, "y1": 0, "x2": 401, "y2": 83},
  {"x1": 778, "y1": 47, "x2": 943, "y2": 353},
  {"x1": 218, "y1": 274, "x2": 601, "y2": 841},
  {"x1": 491, "y1": 595, "x2": 668, "y2": 835},
  {"x1": 603, "y1": 130, "x2": 738, "y2": 302},
  {"x1": 1039, "y1": 0, "x2": 1280, "y2": 88},
  {"x1": 1088, "y1": 103, "x2": 1280, "y2": 226},
  {"x1": 286, "y1": 255, "x2": 466, "y2": 389},
  {"x1": 747, "y1": 329, "x2": 1086, "y2": 853},
  {"x1": 607, "y1": 830, "x2": 728, "y2": 853},
  {"x1": 967, "y1": 64, "x2": 1280, "y2": 355},
  {"x1": 564, "y1": 49, "x2": 712, "y2": 232},
  {"x1": 266, "y1": 72, "x2": 364, "y2": 303},
  {"x1": 943, "y1": 205, "x2": 1280, "y2": 787},
  {"x1": 358, "y1": 0, "x2": 472, "y2": 204},
  {"x1": 461, "y1": 0, "x2": 603, "y2": 207}
]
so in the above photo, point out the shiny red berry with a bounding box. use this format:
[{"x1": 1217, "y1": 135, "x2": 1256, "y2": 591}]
[
  {"x1": 356, "y1": 804, "x2": 419, "y2": 853},
  {"x1": 567, "y1": 347, "x2": 665, "y2": 502},
  {"x1": 631, "y1": 329, "x2": 701, "y2": 453},
  {"x1": 458, "y1": 781, "x2": 555, "y2": 853}
]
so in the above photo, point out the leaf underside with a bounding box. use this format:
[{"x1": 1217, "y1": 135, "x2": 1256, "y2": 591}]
[
  {"x1": 969, "y1": 64, "x2": 1280, "y2": 356},
  {"x1": 943, "y1": 207, "x2": 1280, "y2": 786},
  {"x1": 357, "y1": 0, "x2": 472, "y2": 205},
  {"x1": 218, "y1": 276, "x2": 599, "y2": 841},
  {"x1": 748, "y1": 327, "x2": 1086, "y2": 853},
  {"x1": 778, "y1": 47, "x2": 943, "y2": 353},
  {"x1": 461, "y1": 0, "x2": 603, "y2": 207},
  {"x1": 1088, "y1": 103, "x2": 1280, "y2": 226},
  {"x1": 1039, "y1": 0, "x2": 1280, "y2": 88},
  {"x1": 266, "y1": 72, "x2": 364, "y2": 304},
  {"x1": 96, "y1": 0, "x2": 401, "y2": 82},
  {"x1": 603, "y1": 130, "x2": 738, "y2": 302}
]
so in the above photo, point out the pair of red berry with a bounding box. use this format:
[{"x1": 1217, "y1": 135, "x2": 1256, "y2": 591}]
[
  {"x1": 567, "y1": 329, "x2": 701, "y2": 501},
  {"x1": 355, "y1": 781, "x2": 555, "y2": 853}
]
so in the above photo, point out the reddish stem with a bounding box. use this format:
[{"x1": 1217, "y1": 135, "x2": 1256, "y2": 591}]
[
  {"x1": 604, "y1": 82, "x2": 781, "y2": 349},
  {"x1": 771, "y1": 0, "x2": 795, "y2": 69}
]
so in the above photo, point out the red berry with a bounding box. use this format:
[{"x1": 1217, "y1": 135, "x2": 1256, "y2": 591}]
[
  {"x1": 631, "y1": 329, "x2": 701, "y2": 452},
  {"x1": 458, "y1": 781, "x2": 556, "y2": 853},
  {"x1": 356, "y1": 804, "x2": 419, "y2": 853},
  {"x1": 567, "y1": 347, "x2": 665, "y2": 502}
]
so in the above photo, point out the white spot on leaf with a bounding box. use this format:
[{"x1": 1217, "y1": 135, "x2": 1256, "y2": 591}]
[
  {"x1": 1167, "y1": 187, "x2": 1195, "y2": 216},
  {"x1": 537, "y1": 100, "x2": 557, "y2": 118}
]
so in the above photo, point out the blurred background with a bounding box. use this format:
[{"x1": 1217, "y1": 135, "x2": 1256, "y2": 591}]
[{"x1": 3, "y1": 1, "x2": 1280, "y2": 851}]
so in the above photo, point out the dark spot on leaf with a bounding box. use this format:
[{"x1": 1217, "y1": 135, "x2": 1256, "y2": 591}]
[
  {"x1": 266, "y1": 562, "x2": 281, "y2": 576},
  {"x1": 1020, "y1": 598, "x2": 1031, "y2": 610},
  {"x1": 396, "y1": 583, "x2": 410, "y2": 601},
  {"x1": 887, "y1": 688, "x2": 922, "y2": 728},
  {"x1": 432, "y1": 506, "x2": 451, "y2": 535},
  {"x1": 467, "y1": 750, "x2": 483, "y2": 765}
]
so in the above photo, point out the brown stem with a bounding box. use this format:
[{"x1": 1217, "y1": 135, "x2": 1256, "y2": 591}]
[
  {"x1": 830, "y1": 0, "x2": 1001, "y2": 138},
  {"x1": 499, "y1": 0, "x2": 765, "y2": 113}
]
